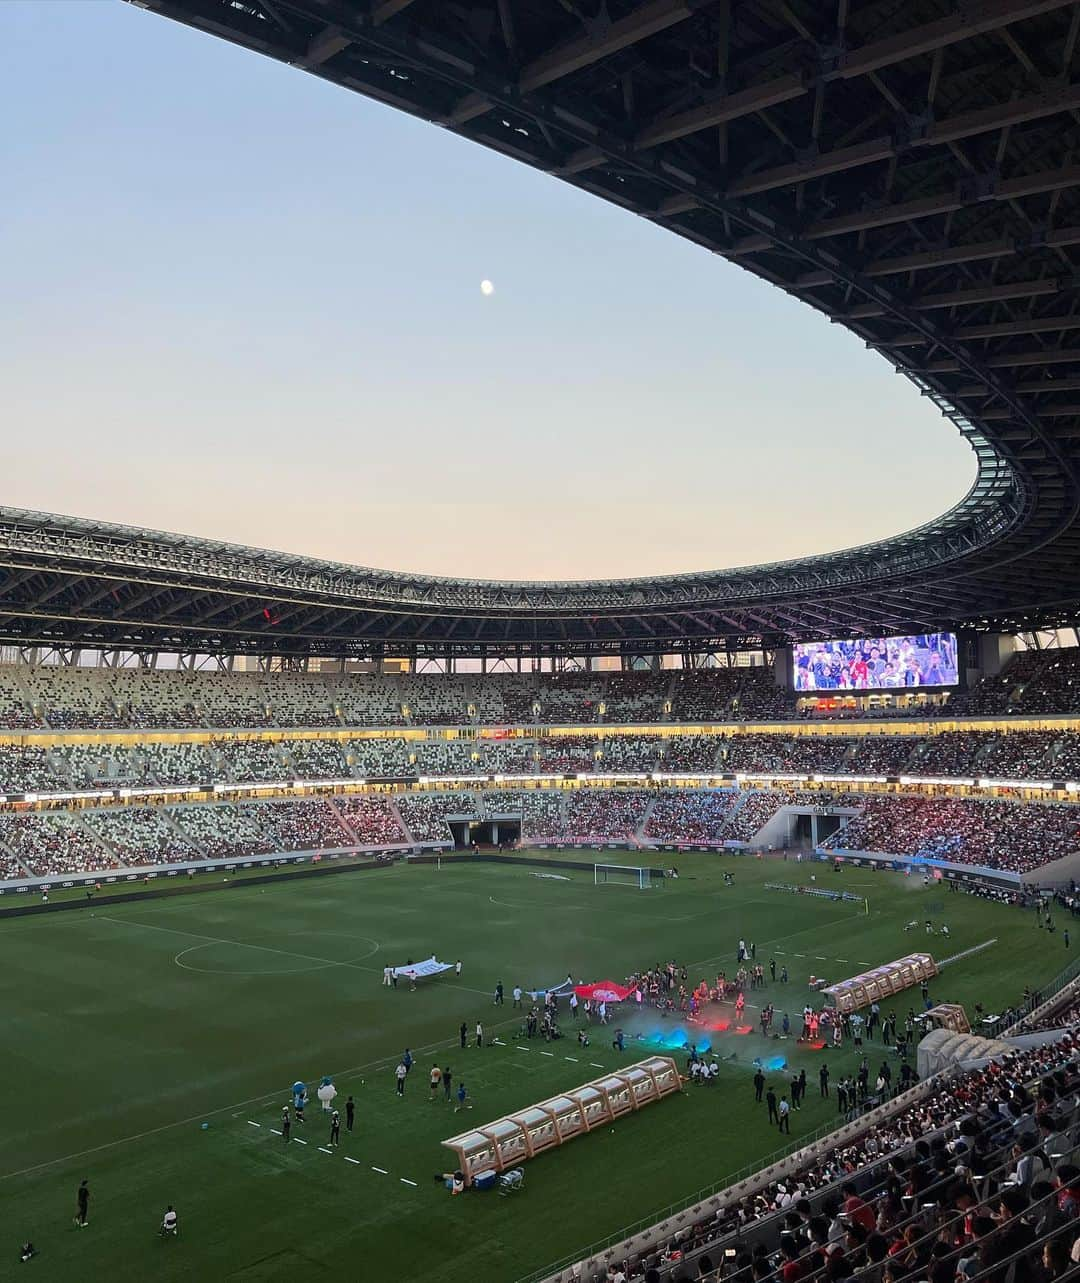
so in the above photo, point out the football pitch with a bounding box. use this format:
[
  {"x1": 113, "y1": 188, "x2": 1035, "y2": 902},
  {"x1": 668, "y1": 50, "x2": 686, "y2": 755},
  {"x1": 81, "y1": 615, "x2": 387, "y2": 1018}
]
[{"x1": 2, "y1": 854, "x2": 1068, "y2": 1282}]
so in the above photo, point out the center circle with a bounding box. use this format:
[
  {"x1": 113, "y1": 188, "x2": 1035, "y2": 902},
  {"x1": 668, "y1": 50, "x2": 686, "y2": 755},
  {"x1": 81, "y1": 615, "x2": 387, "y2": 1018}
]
[{"x1": 173, "y1": 934, "x2": 380, "y2": 976}]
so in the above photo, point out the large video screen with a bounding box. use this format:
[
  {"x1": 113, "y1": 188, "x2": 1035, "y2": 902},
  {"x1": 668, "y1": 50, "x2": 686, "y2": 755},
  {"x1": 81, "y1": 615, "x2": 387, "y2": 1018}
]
[{"x1": 792, "y1": 632, "x2": 958, "y2": 691}]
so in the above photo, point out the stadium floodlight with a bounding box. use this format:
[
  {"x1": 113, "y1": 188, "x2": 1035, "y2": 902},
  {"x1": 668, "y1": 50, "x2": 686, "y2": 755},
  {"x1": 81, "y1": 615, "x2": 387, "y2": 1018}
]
[{"x1": 593, "y1": 863, "x2": 658, "y2": 891}]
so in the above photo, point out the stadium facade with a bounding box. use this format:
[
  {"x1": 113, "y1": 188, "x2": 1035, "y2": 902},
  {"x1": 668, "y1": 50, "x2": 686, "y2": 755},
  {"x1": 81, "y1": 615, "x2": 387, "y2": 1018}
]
[{"x1": 5, "y1": 0, "x2": 1080, "y2": 663}]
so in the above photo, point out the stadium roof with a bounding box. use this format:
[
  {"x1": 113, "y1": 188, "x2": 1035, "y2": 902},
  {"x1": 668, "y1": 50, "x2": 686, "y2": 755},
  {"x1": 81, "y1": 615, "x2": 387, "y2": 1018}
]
[{"x1": 7, "y1": 0, "x2": 1080, "y2": 659}]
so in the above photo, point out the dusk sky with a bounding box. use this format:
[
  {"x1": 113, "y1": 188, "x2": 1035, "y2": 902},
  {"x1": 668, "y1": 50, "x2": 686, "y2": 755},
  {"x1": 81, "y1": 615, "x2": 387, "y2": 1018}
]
[{"x1": 2, "y1": 1, "x2": 975, "y2": 582}]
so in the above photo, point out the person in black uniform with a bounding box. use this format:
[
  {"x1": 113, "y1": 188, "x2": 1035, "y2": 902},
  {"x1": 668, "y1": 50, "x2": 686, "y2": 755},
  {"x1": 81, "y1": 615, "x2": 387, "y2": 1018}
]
[
  {"x1": 282, "y1": 1106, "x2": 291, "y2": 1142},
  {"x1": 74, "y1": 1179, "x2": 89, "y2": 1227},
  {"x1": 819, "y1": 1064, "x2": 830, "y2": 1097},
  {"x1": 753, "y1": 1068, "x2": 765, "y2": 1102},
  {"x1": 459, "y1": 1021, "x2": 467, "y2": 1049},
  {"x1": 765, "y1": 1087, "x2": 778, "y2": 1125},
  {"x1": 329, "y1": 1110, "x2": 341, "y2": 1147},
  {"x1": 442, "y1": 1066, "x2": 453, "y2": 1101},
  {"x1": 345, "y1": 1096, "x2": 355, "y2": 1132}
]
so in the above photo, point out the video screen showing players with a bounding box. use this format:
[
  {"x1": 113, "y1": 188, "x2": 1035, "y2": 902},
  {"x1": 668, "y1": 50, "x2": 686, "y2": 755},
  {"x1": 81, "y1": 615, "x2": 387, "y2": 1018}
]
[{"x1": 792, "y1": 632, "x2": 958, "y2": 691}]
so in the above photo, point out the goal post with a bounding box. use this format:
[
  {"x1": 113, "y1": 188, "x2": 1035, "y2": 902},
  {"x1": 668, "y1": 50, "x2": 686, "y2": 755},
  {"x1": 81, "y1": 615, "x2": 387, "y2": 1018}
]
[{"x1": 593, "y1": 863, "x2": 660, "y2": 890}]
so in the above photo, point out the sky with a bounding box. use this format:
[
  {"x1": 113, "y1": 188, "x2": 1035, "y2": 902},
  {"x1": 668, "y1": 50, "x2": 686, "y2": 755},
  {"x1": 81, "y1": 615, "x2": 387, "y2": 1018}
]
[{"x1": 0, "y1": 1, "x2": 976, "y2": 583}]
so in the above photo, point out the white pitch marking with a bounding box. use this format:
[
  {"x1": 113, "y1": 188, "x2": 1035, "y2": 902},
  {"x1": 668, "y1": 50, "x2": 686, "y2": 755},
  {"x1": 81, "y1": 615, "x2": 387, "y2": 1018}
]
[
  {"x1": 836, "y1": 958, "x2": 849, "y2": 963},
  {"x1": 293, "y1": 1138, "x2": 308, "y2": 1146},
  {"x1": 815, "y1": 957, "x2": 827, "y2": 961},
  {"x1": 372, "y1": 1165, "x2": 388, "y2": 1174},
  {"x1": 344, "y1": 1156, "x2": 360, "y2": 1165},
  {"x1": 564, "y1": 1056, "x2": 578, "y2": 1062},
  {"x1": 270, "y1": 1129, "x2": 282, "y2": 1136},
  {"x1": 793, "y1": 953, "x2": 805, "y2": 958},
  {"x1": 318, "y1": 1147, "x2": 333, "y2": 1154},
  {"x1": 774, "y1": 950, "x2": 786, "y2": 955},
  {"x1": 590, "y1": 1063, "x2": 604, "y2": 1069},
  {"x1": 247, "y1": 1120, "x2": 261, "y2": 1128},
  {"x1": 0, "y1": 1011, "x2": 527, "y2": 1186},
  {"x1": 516, "y1": 1046, "x2": 531, "y2": 1053},
  {"x1": 400, "y1": 1177, "x2": 418, "y2": 1187},
  {"x1": 540, "y1": 1051, "x2": 554, "y2": 1057}
]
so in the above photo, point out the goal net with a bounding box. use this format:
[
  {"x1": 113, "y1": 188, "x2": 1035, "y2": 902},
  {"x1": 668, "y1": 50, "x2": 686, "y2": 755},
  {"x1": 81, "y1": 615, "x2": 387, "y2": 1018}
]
[{"x1": 594, "y1": 863, "x2": 658, "y2": 890}]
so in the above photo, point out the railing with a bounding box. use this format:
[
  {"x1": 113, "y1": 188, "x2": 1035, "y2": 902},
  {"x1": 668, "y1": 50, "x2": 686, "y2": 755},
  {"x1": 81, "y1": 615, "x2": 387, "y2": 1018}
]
[{"x1": 1003, "y1": 951, "x2": 1080, "y2": 1033}]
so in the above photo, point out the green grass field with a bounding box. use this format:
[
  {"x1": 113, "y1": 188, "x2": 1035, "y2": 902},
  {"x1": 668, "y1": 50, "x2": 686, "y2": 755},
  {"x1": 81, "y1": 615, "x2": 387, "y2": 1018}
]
[{"x1": 2, "y1": 854, "x2": 1069, "y2": 1282}]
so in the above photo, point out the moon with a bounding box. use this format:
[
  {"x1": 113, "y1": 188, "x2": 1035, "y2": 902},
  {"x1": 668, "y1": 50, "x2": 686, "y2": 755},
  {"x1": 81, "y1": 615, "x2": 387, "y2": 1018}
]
[{"x1": 480, "y1": 279, "x2": 495, "y2": 296}]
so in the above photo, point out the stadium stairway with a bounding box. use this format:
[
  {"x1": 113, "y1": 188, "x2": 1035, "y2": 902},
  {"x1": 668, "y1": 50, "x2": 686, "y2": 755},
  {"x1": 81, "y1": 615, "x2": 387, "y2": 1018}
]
[
  {"x1": 386, "y1": 797, "x2": 409, "y2": 844},
  {"x1": 73, "y1": 813, "x2": 128, "y2": 868},
  {"x1": 326, "y1": 797, "x2": 358, "y2": 844},
  {"x1": 635, "y1": 795, "x2": 660, "y2": 844},
  {"x1": 0, "y1": 832, "x2": 31, "y2": 879},
  {"x1": 167, "y1": 810, "x2": 207, "y2": 858}
]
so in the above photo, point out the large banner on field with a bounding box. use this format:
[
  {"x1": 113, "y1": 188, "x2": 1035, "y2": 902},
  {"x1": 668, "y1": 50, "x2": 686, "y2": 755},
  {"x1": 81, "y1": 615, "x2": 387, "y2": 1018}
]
[
  {"x1": 390, "y1": 956, "x2": 453, "y2": 981},
  {"x1": 573, "y1": 981, "x2": 636, "y2": 1002}
]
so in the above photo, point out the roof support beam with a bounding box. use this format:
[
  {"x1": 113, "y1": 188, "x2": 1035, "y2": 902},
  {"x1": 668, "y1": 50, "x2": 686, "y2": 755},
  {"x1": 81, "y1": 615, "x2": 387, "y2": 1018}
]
[
  {"x1": 371, "y1": 0, "x2": 418, "y2": 26},
  {"x1": 913, "y1": 314, "x2": 1080, "y2": 344},
  {"x1": 956, "y1": 376, "x2": 1080, "y2": 394},
  {"x1": 928, "y1": 346, "x2": 1080, "y2": 372},
  {"x1": 842, "y1": 276, "x2": 1066, "y2": 319},
  {"x1": 726, "y1": 81, "x2": 1080, "y2": 198},
  {"x1": 797, "y1": 164, "x2": 1080, "y2": 241},
  {"x1": 627, "y1": 0, "x2": 1076, "y2": 153},
  {"x1": 303, "y1": 25, "x2": 351, "y2": 67},
  {"x1": 981, "y1": 403, "x2": 1080, "y2": 418},
  {"x1": 520, "y1": 0, "x2": 696, "y2": 93},
  {"x1": 451, "y1": 0, "x2": 697, "y2": 126}
]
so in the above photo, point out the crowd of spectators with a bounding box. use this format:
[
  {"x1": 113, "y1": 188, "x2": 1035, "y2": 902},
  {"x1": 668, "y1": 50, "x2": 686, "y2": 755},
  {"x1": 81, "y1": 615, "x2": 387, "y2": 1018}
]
[
  {"x1": 0, "y1": 744, "x2": 61, "y2": 793},
  {"x1": 478, "y1": 790, "x2": 567, "y2": 841},
  {"x1": 395, "y1": 792, "x2": 477, "y2": 842},
  {"x1": 6, "y1": 652, "x2": 1080, "y2": 731},
  {"x1": 0, "y1": 812, "x2": 121, "y2": 876},
  {"x1": 0, "y1": 669, "x2": 38, "y2": 728},
  {"x1": 593, "y1": 1034, "x2": 1080, "y2": 1283},
  {"x1": 644, "y1": 792, "x2": 740, "y2": 844},
  {"x1": 334, "y1": 797, "x2": 408, "y2": 846},
  {"x1": 829, "y1": 796, "x2": 1080, "y2": 873},
  {"x1": 721, "y1": 789, "x2": 800, "y2": 843},
  {"x1": 259, "y1": 800, "x2": 353, "y2": 851},
  {"x1": 563, "y1": 790, "x2": 654, "y2": 842},
  {"x1": 9, "y1": 727, "x2": 1080, "y2": 798},
  {"x1": 953, "y1": 647, "x2": 1080, "y2": 716},
  {"x1": 83, "y1": 808, "x2": 199, "y2": 866},
  {"x1": 283, "y1": 738, "x2": 351, "y2": 779},
  {"x1": 174, "y1": 804, "x2": 276, "y2": 859},
  {"x1": 32, "y1": 668, "x2": 126, "y2": 730}
]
